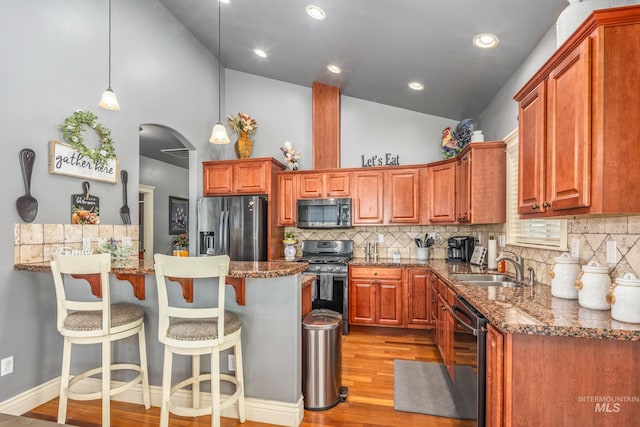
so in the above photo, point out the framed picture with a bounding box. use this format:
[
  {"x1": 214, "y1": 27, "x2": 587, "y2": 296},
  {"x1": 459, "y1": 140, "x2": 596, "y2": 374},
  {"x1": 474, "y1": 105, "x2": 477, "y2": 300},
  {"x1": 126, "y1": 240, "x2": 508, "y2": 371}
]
[{"x1": 169, "y1": 196, "x2": 188, "y2": 234}]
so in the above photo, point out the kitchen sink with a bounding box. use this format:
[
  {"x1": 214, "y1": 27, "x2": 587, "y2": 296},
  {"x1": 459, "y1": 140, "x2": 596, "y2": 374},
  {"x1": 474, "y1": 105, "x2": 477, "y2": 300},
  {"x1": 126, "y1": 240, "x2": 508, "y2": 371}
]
[
  {"x1": 451, "y1": 273, "x2": 521, "y2": 288},
  {"x1": 457, "y1": 280, "x2": 520, "y2": 288},
  {"x1": 451, "y1": 274, "x2": 513, "y2": 282}
]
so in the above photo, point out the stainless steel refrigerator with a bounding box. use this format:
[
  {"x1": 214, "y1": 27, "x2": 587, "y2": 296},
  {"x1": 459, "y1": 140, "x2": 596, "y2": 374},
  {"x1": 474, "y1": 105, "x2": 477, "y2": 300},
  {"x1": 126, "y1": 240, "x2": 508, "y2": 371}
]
[{"x1": 197, "y1": 195, "x2": 268, "y2": 261}]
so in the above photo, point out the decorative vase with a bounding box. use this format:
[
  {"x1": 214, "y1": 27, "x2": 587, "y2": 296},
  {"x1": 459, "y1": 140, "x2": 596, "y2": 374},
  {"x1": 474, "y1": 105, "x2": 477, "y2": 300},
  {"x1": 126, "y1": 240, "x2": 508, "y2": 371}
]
[
  {"x1": 234, "y1": 131, "x2": 253, "y2": 159},
  {"x1": 173, "y1": 247, "x2": 188, "y2": 257},
  {"x1": 283, "y1": 240, "x2": 296, "y2": 261}
]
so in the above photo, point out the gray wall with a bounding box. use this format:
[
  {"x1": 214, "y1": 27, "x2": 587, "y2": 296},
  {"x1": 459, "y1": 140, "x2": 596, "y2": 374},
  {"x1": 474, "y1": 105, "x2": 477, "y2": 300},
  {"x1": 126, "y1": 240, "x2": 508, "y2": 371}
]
[
  {"x1": 139, "y1": 156, "x2": 189, "y2": 256},
  {"x1": 0, "y1": 0, "x2": 219, "y2": 401},
  {"x1": 222, "y1": 70, "x2": 458, "y2": 168}
]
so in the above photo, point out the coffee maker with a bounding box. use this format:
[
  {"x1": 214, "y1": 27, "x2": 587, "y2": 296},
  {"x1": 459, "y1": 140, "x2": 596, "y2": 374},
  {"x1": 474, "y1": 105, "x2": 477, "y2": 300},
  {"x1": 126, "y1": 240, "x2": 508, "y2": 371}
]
[{"x1": 447, "y1": 236, "x2": 475, "y2": 262}]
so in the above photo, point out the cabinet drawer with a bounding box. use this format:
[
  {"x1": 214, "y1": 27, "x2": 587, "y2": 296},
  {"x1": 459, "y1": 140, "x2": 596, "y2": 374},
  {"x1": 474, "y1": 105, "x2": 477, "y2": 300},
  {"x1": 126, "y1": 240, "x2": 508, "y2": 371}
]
[{"x1": 350, "y1": 267, "x2": 402, "y2": 280}]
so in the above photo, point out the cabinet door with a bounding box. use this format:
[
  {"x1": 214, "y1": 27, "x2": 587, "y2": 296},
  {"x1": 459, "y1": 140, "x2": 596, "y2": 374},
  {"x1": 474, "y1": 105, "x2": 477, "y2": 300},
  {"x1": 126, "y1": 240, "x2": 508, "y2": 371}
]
[
  {"x1": 234, "y1": 161, "x2": 268, "y2": 194},
  {"x1": 349, "y1": 279, "x2": 377, "y2": 325},
  {"x1": 408, "y1": 269, "x2": 431, "y2": 327},
  {"x1": 435, "y1": 292, "x2": 448, "y2": 362},
  {"x1": 428, "y1": 162, "x2": 456, "y2": 223},
  {"x1": 298, "y1": 173, "x2": 324, "y2": 198},
  {"x1": 518, "y1": 81, "x2": 547, "y2": 215},
  {"x1": 486, "y1": 324, "x2": 504, "y2": 427},
  {"x1": 325, "y1": 172, "x2": 350, "y2": 197},
  {"x1": 352, "y1": 171, "x2": 384, "y2": 224},
  {"x1": 203, "y1": 163, "x2": 233, "y2": 195},
  {"x1": 546, "y1": 37, "x2": 592, "y2": 212},
  {"x1": 277, "y1": 174, "x2": 296, "y2": 225},
  {"x1": 429, "y1": 276, "x2": 439, "y2": 325},
  {"x1": 378, "y1": 279, "x2": 404, "y2": 326},
  {"x1": 456, "y1": 152, "x2": 471, "y2": 222},
  {"x1": 386, "y1": 169, "x2": 420, "y2": 223},
  {"x1": 444, "y1": 304, "x2": 455, "y2": 379}
]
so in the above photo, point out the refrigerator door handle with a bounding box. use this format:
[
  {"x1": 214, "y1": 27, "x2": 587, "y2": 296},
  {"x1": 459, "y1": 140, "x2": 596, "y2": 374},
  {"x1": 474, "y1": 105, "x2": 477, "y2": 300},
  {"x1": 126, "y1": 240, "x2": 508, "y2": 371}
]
[{"x1": 222, "y1": 210, "x2": 230, "y2": 255}]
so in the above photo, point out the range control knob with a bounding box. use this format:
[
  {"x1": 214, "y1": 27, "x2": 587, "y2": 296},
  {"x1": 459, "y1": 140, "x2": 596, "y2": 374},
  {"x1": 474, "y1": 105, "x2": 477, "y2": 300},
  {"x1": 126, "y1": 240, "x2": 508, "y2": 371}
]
[{"x1": 313, "y1": 265, "x2": 321, "y2": 271}]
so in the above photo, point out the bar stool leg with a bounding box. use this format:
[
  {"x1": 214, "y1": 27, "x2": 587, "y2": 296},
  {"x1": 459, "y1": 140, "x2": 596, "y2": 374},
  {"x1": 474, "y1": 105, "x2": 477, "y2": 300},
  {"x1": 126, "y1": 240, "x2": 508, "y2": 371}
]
[
  {"x1": 193, "y1": 354, "x2": 201, "y2": 409},
  {"x1": 160, "y1": 347, "x2": 173, "y2": 427},
  {"x1": 57, "y1": 338, "x2": 72, "y2": 424},
  {"x1": 210, "y1": 350, "x2": 220, "y2": 427},
  {"x1": 138, "y1": 327, "x2": 151, "y2": 409},
  {"x1": 235, "y1": 342, "x2": 246, "y2": 422},
  {"x1": 101, "y1": 338, "x2": 111, "y2": 427}
]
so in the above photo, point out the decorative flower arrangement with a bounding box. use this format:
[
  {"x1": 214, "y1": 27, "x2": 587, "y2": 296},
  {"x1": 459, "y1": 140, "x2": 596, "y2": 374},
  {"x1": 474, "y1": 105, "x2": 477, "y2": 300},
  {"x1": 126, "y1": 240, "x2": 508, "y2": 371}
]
[
  {"x1": 280, "y1": 141, "x2": 302, "y2": 170},
  {"x1": 441, "y1": 118, "x2": 473, "y2": 159},
  {"x1": 227, "y1": 112, "x2": 258, "y2": 136},
  {"x1": 284, "y1": 231, "x2": 296, "y2": 243},
  {"x1": 97, "y1": 238, "x2": 133, "y2": 260},
  {"x1": 172, "y1": 233, "x2": 189, "y2": 248}
]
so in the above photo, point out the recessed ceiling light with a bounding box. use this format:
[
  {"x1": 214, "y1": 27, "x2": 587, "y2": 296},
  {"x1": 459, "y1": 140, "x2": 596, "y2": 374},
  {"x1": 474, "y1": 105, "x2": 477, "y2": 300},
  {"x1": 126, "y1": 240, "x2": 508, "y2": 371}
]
[
  {"x1": 254, "y1": 48, "x2": 267, "y2": 58},
  {"x1": 327, "y1": 64, "x2": 341, "y2": 74},
  {"x1": 305, "y1": 5, "x2": 326, "y2": 20},
  {"x1": 473, "y1": 33, "x2": 499, "y2": 49},
  {"x1": 219, "y1": 0, "x2": 230, "y2": 4},
  {"x1": 408, "y1": 81, "x2": 424, "y2": 91}
]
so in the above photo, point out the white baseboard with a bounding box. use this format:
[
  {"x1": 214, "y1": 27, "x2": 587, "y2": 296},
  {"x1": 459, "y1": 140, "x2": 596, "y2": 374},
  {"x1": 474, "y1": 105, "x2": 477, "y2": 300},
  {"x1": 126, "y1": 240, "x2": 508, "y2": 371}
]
[{"x1": 0, "y1": 377, "x2": 304, "y2": 427}]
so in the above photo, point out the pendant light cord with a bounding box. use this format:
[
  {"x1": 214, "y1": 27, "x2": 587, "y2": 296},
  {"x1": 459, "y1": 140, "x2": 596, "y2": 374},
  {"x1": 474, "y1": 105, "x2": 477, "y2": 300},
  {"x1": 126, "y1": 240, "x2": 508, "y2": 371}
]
[
  {"x1": 218, "y1": 0, "x2": 222, "y2": 121},
  {"x1": 108, "y1": 0, "x2": 112, "y2": 88}
]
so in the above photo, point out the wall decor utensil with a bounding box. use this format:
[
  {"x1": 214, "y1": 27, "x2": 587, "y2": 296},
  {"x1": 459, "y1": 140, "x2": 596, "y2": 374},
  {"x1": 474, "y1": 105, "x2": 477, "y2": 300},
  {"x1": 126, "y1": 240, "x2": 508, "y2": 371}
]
[
  {"x1": 120, "y1": 169, "x2": 131, "y2": 224},
  {"x1": 71, "y1": 181, "x2": 100, "y2": 224},
  {"x1": 17, "y1": 148, "x2": 38, "y2": 222}
]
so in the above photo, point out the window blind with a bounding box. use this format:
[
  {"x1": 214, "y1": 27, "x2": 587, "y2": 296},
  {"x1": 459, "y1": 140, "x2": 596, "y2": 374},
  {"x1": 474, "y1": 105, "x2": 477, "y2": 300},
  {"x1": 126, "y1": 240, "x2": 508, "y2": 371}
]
[{"x1": 505, "y1": 132, "x2": 567, "y2": 250}]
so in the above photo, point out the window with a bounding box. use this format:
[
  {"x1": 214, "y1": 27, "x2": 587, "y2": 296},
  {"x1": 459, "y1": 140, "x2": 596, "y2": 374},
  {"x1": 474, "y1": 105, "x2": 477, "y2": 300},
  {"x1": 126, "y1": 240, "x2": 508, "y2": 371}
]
[{"x1": 505, "y1": 130, "x2": 567, "y2": 250}]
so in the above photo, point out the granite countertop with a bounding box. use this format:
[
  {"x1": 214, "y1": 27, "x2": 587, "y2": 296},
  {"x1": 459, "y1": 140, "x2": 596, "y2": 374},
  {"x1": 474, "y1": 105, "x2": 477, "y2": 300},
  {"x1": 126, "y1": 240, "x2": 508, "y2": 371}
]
[
  {"x1": 350, "y1": 257, "x2": 640, "y2": 341},
  {"x1": 14, "y1": 259, "x2": 308, "y2": 279}
]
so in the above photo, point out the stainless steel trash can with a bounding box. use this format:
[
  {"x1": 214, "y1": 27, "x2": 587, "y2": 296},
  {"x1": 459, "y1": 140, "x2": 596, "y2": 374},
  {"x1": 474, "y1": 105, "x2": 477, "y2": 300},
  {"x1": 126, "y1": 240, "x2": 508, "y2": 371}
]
[{"x1": 302, "y1": 309, "x2": 347, "y2": 410}]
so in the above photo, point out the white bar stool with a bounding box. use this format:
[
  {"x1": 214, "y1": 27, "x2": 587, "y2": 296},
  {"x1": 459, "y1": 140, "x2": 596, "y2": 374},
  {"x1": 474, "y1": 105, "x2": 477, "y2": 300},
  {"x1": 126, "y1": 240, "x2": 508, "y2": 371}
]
[
  {"x1": 154, "y1": 254, "x2": 246, "y2": 427},
  {"x1": 50, "y1": 253, "x2": 151, "y2": 426}
]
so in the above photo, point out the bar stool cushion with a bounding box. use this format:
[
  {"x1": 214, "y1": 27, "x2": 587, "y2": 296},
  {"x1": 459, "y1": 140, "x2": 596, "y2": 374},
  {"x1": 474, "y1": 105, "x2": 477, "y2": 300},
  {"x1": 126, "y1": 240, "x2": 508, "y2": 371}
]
[
  {"x1": 63, "y1": 303, "x2": 145, "y2": 331},
  {"x1": 167, "y1": 311, "x2": 241, "y2": 341}
]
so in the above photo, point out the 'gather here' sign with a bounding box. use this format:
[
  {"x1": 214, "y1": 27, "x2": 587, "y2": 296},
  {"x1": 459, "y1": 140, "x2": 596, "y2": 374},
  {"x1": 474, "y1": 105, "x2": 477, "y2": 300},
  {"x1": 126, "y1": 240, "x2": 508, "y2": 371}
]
[{"x1": 48, "y1": 140, "x2": 119, "y2": 184}]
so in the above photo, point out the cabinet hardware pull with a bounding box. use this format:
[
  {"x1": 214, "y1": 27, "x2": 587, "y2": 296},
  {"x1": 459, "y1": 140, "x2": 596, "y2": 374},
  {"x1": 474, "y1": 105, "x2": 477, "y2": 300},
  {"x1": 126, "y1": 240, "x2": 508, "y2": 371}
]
[
  {"x1": 532, "y1": 203, "x2": 539, "y2": 210},
  {"x1": 543, "y1": 201, "x2": 551, "y2": 208}
]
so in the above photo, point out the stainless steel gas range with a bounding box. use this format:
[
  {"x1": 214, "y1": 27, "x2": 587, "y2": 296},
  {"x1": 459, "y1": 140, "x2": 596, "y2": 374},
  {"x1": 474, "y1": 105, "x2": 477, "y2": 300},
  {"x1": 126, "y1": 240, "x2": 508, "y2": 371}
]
[{"x1": 296, "y1": 240, "x2": 353, "y2": 334}]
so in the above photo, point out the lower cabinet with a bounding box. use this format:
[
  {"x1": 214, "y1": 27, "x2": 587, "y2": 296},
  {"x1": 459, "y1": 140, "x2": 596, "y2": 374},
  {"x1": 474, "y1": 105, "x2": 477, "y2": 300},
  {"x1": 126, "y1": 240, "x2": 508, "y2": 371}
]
[
  {"x1": 407, "y1": 269, "x2": 433, "y2": 328},
  {"x1": 486, "y1": 323, "x2": 504, "y2": 427},
  {"x1": 349, "y1": 266, "x2": 405, "y2": 327}
]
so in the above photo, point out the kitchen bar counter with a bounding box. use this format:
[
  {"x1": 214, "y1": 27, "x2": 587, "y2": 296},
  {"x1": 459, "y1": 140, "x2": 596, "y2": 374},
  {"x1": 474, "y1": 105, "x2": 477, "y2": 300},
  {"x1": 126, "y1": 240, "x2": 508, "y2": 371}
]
[
  {"x1": 349, "y1": 257, "x2": 640, "y2": 341},
  {"x1": 14, "y1": 259, "x2": 308, "y2": 305}
]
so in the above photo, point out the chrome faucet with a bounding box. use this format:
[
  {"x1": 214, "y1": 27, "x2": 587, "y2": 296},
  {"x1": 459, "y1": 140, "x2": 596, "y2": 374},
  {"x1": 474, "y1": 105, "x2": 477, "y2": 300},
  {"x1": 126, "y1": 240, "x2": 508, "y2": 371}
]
[{"x1": 496, "y1": 251, "x2": 525, "y2": 281}]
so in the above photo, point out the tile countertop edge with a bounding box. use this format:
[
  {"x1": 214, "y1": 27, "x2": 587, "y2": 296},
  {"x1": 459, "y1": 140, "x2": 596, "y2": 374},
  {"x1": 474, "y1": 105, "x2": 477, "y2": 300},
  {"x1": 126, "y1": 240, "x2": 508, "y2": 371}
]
[
  {"x1": 348, "y1": 257, "x2": 640, "y2": 341},
  {"x1": 14, "y1": 260, "x2": 309, "y2": 279}
]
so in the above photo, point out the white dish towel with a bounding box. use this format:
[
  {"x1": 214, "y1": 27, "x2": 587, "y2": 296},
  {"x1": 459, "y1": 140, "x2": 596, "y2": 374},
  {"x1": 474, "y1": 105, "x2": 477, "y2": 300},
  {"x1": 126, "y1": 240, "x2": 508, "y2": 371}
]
[{"x1": 319, "y1": 274, "x2": 334, "y2": 301}]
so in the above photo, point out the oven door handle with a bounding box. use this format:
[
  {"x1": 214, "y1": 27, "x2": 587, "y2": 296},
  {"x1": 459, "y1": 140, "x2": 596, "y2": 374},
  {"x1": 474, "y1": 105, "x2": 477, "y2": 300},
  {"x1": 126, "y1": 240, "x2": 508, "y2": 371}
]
[{"x1": 451, "y1": 304, "x2": 479, "y2": 336}]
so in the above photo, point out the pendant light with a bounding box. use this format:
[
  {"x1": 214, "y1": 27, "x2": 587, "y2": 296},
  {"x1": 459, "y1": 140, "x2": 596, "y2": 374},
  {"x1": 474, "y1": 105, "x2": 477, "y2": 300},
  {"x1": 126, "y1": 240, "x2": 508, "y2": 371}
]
[
  {"x1": 210, "y1": 0, "x2": 230, "y2": 144},
  {"x1": 98, "y1": 0, "x2": 120, "y2": 111}
]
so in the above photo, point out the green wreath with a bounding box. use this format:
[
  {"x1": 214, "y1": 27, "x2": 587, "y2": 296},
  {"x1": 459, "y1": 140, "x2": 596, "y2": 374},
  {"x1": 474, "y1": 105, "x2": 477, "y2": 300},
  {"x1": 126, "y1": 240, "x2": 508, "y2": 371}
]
[{"x1": 60, "y1": 110, "x2": 116, "y2": 164}]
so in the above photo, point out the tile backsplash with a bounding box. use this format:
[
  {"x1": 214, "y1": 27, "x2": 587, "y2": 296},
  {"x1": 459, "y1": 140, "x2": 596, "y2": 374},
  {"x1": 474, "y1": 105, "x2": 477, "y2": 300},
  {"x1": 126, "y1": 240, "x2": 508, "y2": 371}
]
[
  {"x1": 14, "y1": 223, "x2": 139, "y2": 264},
  {"x1": 286, "y1": 214, "x2": 640, "y2": 286}
]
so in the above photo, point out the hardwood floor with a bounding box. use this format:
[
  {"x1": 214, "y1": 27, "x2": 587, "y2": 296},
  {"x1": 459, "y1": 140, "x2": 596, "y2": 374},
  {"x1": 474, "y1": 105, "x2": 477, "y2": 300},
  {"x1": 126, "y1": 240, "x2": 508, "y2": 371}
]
[{"x1": 24, "y1": 326, "x2": 475, "y2": 427}]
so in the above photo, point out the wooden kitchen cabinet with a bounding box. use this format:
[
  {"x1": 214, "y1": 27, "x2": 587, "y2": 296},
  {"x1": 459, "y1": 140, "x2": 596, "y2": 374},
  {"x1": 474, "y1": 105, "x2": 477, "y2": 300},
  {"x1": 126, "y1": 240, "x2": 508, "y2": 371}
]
[
  {"x1": 349, "y1": 266, "x2": 405, "y2": 327},
  {"x1": 407, "y1": 269, "x2": 432, "y2": 328},
  {"x1": 203, "y1": 158, "x2": 284, "y2": 195},
  {"x1": 486, "y1": 324, "x2": 504, "y2": 427},
  {"x1": 514, "y1": 6, "x2": 640, "y2": 218},
  {"x1": 385, "y1": 169, "x2": 420, "y2": 224},
  {"x1": 427, "y1": 161, "x2": 456, "y2": 223},
  {"x1": 351, "y1": 170, "x2": 384, "y2": 225},
  {"x1": 432, "y1": 274, "x2": 455, "y2": 379},
  {"x1": 277, "y1": 173, "x2": 296, "y2": 226},
  {"x1": 456, "y1": 151, "x2": 470, "y2": 223},
  {"x1": 460, "y1": 142, "x2": 506, "y2": 224},
  {"x1": 297, "y1": 171, "x2": 351, "y2": 198}
]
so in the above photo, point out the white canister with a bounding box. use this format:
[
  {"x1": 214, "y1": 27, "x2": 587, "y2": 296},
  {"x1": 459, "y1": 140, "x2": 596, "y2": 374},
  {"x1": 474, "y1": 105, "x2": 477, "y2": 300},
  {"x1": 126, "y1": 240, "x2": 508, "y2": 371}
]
[
  {"x1": 550, "y1": 253, "x2": 580, "y2": 299},
  {"x1": 575, "y1": 261, "x2": 611, "y2": 310},
  {"x1": 607, "y1": 273, "x2": 640, "y2": 324}
]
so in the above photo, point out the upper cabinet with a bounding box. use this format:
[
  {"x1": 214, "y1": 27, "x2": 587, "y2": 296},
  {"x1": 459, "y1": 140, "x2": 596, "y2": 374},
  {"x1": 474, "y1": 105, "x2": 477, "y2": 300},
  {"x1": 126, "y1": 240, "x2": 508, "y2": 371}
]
[
  {"x1": 352, "y1": 170, "x2": 385, "y2": 225},
  {"x1": 427, "y1": 161, "x2": 456, "y2": 223},
  {"x1": 203, "y1": 158, "x2": 285, "y2": 196},
  {"x1": 385, "y1": 169, "x2": 421, "y2": 224},
  {"x1": 297, "y1": 171, "x2": 351, "y2": 199},
  {"x1": 514, "y1": 5, "x2": 640, "y2": 218}
]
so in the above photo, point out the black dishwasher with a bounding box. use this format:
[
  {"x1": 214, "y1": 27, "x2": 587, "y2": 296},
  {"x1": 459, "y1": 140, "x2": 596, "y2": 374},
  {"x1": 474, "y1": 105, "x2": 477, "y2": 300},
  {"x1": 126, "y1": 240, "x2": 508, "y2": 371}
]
[{"x1": 450, "y1": 294, "x2": 488, "y2": 427}]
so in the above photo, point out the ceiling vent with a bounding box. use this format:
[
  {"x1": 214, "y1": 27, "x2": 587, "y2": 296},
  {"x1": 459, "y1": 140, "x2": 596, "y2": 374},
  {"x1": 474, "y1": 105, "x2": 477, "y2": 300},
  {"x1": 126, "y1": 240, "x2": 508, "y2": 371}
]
[{"x1": 160, "y1": 148, "x2": 190, "y2": 159}]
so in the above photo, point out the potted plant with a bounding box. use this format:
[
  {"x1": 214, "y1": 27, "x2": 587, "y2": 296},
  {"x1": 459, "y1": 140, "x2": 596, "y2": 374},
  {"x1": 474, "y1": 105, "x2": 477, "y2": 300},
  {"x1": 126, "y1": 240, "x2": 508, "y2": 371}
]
[
  {"x1": 284, "y1": 231, "x2": 296, "y2": 243},
  {"x1": 172, "y1": 233, "x2": 189, "y2": 257}
]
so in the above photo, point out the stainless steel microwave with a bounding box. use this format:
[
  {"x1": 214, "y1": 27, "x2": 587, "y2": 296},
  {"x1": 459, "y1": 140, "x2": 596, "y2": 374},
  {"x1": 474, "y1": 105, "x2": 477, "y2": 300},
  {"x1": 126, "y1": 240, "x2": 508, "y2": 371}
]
[{"x1": 296, "y1": 198, "x2": 352, "y2": 229}]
